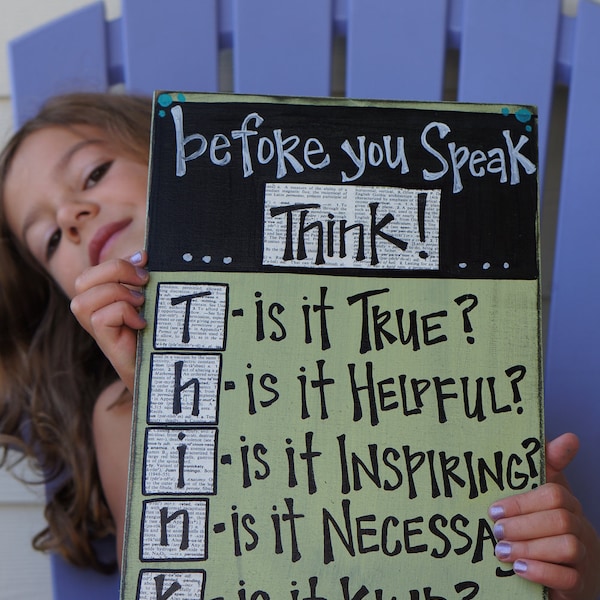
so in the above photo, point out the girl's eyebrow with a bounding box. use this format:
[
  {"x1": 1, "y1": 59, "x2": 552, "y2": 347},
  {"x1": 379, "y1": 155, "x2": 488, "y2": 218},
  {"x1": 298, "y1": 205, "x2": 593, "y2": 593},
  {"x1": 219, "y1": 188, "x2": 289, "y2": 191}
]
[
  {"x1": 54, "y1": 138, "x2": 105, "y2": 173},
  {"x1": 20, "y1": 138, "x2": 105, "y2": 242}
]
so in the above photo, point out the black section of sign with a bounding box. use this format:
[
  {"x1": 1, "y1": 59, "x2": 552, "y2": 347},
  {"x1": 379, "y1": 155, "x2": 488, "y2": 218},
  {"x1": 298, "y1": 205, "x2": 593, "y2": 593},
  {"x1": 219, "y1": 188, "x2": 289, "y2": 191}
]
[{"x1": 146, "y1": 98, "x2": 538, "y2": 279}]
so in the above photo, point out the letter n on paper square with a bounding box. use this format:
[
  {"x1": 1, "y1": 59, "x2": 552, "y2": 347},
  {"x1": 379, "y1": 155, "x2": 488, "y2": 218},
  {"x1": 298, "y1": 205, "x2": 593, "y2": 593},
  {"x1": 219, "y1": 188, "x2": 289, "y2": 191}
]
[
  {"x1": 141, "y1": 499, "x2": 208, "y2": 561},
  {"x1": 154, "y1": 283, "x2": 229, "y2": 350}
]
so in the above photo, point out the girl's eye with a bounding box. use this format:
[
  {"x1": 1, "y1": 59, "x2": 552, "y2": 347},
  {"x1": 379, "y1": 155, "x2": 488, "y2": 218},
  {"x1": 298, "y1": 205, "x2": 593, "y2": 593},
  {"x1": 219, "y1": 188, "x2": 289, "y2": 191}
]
[
  {"x1": 85, "y1": 161, "x2": 112, "y2": 189},
  {"x1": 46, "y1": 229, "x2": 62, "y2": 260}
]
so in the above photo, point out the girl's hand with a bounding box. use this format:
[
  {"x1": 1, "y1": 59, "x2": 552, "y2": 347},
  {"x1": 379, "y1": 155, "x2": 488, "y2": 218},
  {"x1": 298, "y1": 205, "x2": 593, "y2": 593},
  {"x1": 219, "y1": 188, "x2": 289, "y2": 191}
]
[
  {"x1": 489, "y1": 433, "x2": 600, "y2": 600},
  {"x1": 70, "y1": 251, "x2": 149, "y2": 392}
]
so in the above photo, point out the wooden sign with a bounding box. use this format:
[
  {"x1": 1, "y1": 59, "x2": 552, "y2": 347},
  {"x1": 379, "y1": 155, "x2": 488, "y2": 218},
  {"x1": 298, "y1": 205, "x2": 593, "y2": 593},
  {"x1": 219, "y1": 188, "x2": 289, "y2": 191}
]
[{"x1": 121, "y1": 93, "x2": 544, "y2": 600}]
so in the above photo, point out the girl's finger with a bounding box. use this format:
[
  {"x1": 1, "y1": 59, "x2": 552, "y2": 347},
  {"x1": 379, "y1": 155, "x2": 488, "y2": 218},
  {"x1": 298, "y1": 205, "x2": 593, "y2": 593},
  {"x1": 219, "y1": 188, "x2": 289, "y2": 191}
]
[
  {"x1": 493, "y1": 508, "x2": 582, "y2": 543},
  {"x1": 74, "y1": 256, "x2": 148, "y2": 295},
  {"x1": 85, "y1": 302, "x2": 146, "y2": 391},
  {"x1": 88, "y1": 300, "x2": 147, "y2": 335},
  {"x1": 545, "y1": 433, "x2": 579, "y2": 483},
  {"x1": 70, "y1": 282, "x2": 145, "y2": 330},
  {"x1": 489, "y1": 483, "x2": 581, "y2": 521},
  {"x1": 510, "y1": 559, "x2": 582, "y2": 596},
  {"x1": 494, "y1": 533, "x2": 585, "y2": 566}
]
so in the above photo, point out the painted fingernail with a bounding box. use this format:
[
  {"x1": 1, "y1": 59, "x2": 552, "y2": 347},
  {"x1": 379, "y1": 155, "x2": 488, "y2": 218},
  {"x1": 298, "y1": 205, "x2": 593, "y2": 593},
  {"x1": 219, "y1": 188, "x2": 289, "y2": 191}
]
[
  {"x1": 135, "y1": 267, "x2": 149, "y2": 280},
  {"x1": 130, "y1": 289, "x2": 144, "y2": 299},
  {"x1": 513, "y1": 560, "x2": 528, "y2": 574},
  {"x1": 488, "y1": 505, "x2": 505, "y2": 521},
  {"x1": 130, "y1": 251, "x2": 143, "y2": 264},
  {"x1": 494, "y1": 541, "x2": 511, "y2": 559},
  {"x1": 493, "y1": 523, "x2": 505, "y2": 540}
]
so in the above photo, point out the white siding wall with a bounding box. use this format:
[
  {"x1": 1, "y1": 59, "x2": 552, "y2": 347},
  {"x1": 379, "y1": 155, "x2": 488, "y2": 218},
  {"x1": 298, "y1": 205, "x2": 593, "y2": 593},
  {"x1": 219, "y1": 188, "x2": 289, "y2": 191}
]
[
  {"x1": 0, "y1": 0, "x2": 591, "y2": 598},
  {"x1": 0, "y1": 458, "x2": 51, "y2": 599}
]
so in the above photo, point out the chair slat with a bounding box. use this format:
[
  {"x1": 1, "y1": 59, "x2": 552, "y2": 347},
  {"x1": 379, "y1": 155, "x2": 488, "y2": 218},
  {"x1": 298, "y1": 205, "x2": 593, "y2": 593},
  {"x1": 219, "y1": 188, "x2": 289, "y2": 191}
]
[
  {"x1": 8, "y1": 2, "x2": 108, "y2": 127},
  {"x1": 458, "y1": 0, "x2": 562, "y2": 179},
  {"x1": 233, "y1": 0, "x2": 333, "y2": 96},
  {"x1": 218, "y1": 0, "x2": 234, "y2": 48},
  {"x1": 544, "y1": 0, "x2": 600, "y2": 524},
  {"x1": 121, "y1": 0, "x2": 219, "y2": 96},
  {"x1": 346, "y1": 0, "x2": 448, "y2": 101},
  {"x1": 333, "y1": 0, "x2": 348, "y2": 36},
  {"x1": 447, "y1": 0, "x2": 464, "y2": 49},
  {"x1": 106, "y1": 17, "x2": 124, "y2": 85},
  {"x1": 51, "y1": 550, "x2": 119, "y2": 600},
  {"x1": 555, "y1": 14, "x2": 575, "y2": 85}
]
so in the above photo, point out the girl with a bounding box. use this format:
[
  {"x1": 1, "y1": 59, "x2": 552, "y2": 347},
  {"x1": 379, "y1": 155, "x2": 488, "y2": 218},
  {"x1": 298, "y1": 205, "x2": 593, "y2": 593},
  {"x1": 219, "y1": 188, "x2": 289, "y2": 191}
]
[
  {"x1": 0, "y1": 92, "x2": 598, "y2": 598},
  {"x1": 0, "y1": 92, "x2": 150, "y2": 572}
]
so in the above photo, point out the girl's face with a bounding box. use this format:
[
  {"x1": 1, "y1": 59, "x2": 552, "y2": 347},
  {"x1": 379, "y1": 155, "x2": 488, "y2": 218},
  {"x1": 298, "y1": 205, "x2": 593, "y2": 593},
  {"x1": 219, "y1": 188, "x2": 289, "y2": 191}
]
[{"x1": 3, "y1": 125, "x2": 148, "y2": 298}]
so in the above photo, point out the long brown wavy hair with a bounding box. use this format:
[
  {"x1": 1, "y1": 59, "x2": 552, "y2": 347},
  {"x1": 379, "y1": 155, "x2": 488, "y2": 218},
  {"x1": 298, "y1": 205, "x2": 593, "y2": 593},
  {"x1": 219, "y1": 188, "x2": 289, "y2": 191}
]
[{"x1": 0, "y1": 92, "x2": 152, "y2": 572}]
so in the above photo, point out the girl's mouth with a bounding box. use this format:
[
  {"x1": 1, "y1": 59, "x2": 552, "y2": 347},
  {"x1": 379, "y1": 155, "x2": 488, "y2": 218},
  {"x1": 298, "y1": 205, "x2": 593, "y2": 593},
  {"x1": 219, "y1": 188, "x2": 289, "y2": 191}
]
[{"x1": 88, "y1": 219, "x2": 132, "y2": 266}]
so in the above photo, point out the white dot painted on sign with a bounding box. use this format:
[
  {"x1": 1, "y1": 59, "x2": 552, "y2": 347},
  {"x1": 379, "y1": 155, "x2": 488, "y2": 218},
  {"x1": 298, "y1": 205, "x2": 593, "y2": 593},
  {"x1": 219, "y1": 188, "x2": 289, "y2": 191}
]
[
  {"x1": 503, "y1": 262, "x2": 510, "y2": 269},
  {"x1": 483, "y1": 262, "x2": 491, "y2": 270},
  {"x1": 223, "y1": 257, "x2": 233, "y2": 264},
  {"x1": 459, "y1": 263, "x2": 467, "y2": 269},
  {"x1": 183, "y1": 253, "x2": 193, "y2": 262},
  {"x1": 202, "y1": 256, "x2": 212, "y2": 263}
]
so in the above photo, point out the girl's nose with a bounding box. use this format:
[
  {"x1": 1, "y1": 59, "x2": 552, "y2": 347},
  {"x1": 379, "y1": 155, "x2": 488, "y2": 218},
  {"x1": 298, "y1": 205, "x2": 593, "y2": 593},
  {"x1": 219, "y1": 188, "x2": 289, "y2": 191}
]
[{"x1": 56, "y1": 201, "x2": 99, "y2": 242}]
